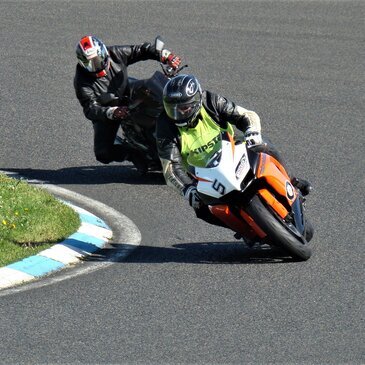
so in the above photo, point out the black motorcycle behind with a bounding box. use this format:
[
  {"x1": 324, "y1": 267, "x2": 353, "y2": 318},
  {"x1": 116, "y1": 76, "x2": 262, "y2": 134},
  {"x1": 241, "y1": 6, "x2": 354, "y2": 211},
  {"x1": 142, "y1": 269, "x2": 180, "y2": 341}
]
[{"x1": 98, "y1": 37, "x2": 186, "y2": 174}]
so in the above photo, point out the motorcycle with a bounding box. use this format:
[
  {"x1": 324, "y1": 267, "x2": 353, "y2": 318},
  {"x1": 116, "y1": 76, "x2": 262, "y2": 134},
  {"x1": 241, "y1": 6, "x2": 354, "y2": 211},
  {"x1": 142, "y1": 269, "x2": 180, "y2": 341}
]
[
  {"x1": 99, "y1": 36, "x2": 187, "y2": 173},
  {"x1": 187, "y1": 131, "x2": 313, "y2": 261}
]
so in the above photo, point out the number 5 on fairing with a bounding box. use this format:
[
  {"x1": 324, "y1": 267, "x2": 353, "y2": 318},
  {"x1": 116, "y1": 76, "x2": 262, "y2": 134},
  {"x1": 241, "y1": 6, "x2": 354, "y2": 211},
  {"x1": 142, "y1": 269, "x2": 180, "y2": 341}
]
[{"x1": 212, "y1": 179, "x2": 226, "y2": 195}]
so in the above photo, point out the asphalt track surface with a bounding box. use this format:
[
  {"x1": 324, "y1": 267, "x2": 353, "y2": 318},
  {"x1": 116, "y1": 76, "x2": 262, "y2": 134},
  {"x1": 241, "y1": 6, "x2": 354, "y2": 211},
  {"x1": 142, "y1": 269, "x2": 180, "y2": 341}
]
[{"x1": 0, "y1": 1, "x2": 364, "y2": 364}]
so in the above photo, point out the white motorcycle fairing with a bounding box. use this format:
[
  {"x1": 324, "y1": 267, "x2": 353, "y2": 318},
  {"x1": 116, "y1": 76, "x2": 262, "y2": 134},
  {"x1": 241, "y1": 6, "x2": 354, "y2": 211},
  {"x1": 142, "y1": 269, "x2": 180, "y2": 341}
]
[{"x1": 188, "y1": 132, "x2": 250, "y2": 200}]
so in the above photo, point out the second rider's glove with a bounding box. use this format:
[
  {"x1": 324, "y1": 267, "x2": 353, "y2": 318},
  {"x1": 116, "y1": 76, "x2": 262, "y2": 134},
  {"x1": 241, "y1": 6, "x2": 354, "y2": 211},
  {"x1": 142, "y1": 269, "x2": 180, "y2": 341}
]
[
  {"x1": 106, "y1": 106, "x2": 129, "y2": 121},
  {"x1": 161, "y1": 49, "x2": 181, "y2": 70},
  {"x1": 183, "y1": 185, "x2": 202, "y2": 209},
  {"x1": 244, "y1": 127, "x2": 263, "y2": 146}
]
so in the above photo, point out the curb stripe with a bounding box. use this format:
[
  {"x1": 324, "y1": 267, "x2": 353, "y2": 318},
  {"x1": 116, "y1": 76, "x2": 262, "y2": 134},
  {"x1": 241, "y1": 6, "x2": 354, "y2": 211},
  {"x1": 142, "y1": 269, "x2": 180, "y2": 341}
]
[
  {"x1": 64, "y1": 201, "x2": 112, "y2": 233},
  {"x1": 61, "y1": 239, "x2": 100, "y2": 255},
  {"x1": 78, "y1": 213, "x2": 110, "y2": 230},
  {"x1": 7, "y1": 256, "x2": 65, "y2": 278},
  {"x1": 66, "y1": 232, "x2": 106, "y2": 248},
  {"x1": 38, "y1": 245, "x2": 83, "y2": 264},
  {"x1": 0, "y1": 268, "x2": 34, "y2": 287},
  {"x1": 78, "y1": 222, "x2": 113, "y2": 240}
]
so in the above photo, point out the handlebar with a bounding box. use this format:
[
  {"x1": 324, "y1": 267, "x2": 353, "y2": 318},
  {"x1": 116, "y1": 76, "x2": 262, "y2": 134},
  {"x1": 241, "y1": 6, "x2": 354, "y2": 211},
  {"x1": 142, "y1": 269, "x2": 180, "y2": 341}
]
[{"x1": 160, "y1": 63, "x2": 189, "y2": 78}]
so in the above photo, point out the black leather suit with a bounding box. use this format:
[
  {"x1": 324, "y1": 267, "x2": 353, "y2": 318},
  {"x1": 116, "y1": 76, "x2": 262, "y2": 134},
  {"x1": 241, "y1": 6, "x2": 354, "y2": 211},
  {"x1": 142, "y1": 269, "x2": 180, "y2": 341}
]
[{"x1": 74, "y1": 42, "x2": 160, "y2": 164}]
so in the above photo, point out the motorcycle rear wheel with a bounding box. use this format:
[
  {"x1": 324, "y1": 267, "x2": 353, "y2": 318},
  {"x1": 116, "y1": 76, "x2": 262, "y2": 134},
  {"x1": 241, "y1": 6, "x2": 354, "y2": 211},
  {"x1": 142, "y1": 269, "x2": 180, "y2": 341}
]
[{"x1": 246, "y1": 196, "x2": 312, "y2": 261}]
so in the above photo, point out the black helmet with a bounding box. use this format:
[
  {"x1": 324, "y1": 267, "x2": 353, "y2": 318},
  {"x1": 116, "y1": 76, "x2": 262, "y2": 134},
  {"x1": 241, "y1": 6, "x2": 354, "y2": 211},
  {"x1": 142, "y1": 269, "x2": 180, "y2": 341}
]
[
  {"x1": 76, "y1": 35, "x2": 109, "y2": 77},
  {"x1": 163, "y1": 74, "x2": 202, "y2": 127}
]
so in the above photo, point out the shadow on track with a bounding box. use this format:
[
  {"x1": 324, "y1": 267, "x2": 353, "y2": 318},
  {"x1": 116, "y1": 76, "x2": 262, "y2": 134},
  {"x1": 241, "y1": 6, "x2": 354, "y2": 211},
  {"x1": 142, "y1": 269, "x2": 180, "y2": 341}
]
[
  {"x1": 86, "y1": 241, "x2": 297, "y2": 265},
  {"x1": 3, "y1": 165, "x2": 165, "y2": 186}
]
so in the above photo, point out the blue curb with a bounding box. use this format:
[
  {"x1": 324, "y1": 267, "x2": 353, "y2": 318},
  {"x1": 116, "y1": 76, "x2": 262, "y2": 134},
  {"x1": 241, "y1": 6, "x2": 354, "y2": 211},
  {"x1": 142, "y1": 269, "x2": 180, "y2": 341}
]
[
  {"x1": 62, "y1": 238, "x2": 100, "y2": 254},
  {"x1": 65, "y1": 232, "x2": 106, "y2": 249},
  {"x1": 78, "y1": 213, "x2": 110, "y2": 230},
  {"x1": 8, "y1": 256, "x2": 65, "y2": 278}
]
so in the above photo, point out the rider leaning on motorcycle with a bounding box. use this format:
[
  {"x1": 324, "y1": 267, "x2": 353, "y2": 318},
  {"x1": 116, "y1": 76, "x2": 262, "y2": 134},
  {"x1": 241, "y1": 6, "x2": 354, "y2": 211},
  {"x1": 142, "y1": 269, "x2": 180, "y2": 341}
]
[
  {"x1": 156, "y1": 74, "x2": 311, "y2": 227},
  {"x1": 74, "y1": 35, "x2": 181, "y2": 171}
]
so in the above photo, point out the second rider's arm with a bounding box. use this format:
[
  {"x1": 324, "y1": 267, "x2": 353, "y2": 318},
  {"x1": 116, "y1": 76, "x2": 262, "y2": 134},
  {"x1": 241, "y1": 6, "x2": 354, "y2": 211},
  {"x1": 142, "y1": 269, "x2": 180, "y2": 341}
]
[{"x1": 74, "y1": 40, "x2": 181, "y2": 123}]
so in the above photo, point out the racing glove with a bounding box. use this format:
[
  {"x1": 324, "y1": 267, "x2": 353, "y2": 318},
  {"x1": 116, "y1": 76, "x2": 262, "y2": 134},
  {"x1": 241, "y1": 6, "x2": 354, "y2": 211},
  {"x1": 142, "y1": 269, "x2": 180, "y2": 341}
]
[
  {"x1": 161, "y1": 49, "x2": 181, "y2": 70},
  {"x1": 244, "y1": 127, "x2": 263, "y2": 146},
  {"x1": 183, "y1": 185, "x2": 202, "y2": 209},
  {"x1": 106, "y1": 106, "x2": 129, "y2": 121}
]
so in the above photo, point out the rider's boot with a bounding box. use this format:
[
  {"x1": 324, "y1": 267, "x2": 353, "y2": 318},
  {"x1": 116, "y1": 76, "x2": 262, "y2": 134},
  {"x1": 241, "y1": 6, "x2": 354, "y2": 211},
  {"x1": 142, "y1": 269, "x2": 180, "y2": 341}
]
[
  {"x1": 234, "y1": 232, "x2": 256, "y2": 247},
  {"x1": 291, "y1": 177, "x2": 312, "y2": 196},
  {"x1": 148, "y1": 160, "x2": 162, "y2": 172},
  {"x1": 234, "y1": 232, "x2": 243, "y2": 240},
  {"x1": 128, "y1": 150, "x2": 149, "y2": 174}
]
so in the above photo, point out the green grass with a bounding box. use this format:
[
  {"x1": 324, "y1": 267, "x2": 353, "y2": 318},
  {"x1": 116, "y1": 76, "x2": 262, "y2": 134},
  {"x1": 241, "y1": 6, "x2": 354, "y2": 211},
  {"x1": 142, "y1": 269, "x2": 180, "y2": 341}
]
[{"x1": 0, "y1": 173, "x2": 81, "y2": 267}]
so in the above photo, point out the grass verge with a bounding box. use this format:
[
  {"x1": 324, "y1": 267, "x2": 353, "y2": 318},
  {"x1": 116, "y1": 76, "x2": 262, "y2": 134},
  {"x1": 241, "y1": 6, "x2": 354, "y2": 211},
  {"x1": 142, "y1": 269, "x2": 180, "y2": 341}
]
[{"x1": 0, "y1": 173, "x2": 81, "y2": 267}]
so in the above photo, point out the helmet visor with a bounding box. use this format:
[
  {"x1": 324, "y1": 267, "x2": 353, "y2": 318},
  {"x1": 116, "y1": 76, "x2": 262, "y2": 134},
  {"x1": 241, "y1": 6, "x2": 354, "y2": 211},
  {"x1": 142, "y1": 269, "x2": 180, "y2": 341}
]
[
  {"x1": 164, "y1": 94, "x2": 201, "y2": 121},
  {"x1": 78, "y1": 47, "x2": 108, "y2": 73}
]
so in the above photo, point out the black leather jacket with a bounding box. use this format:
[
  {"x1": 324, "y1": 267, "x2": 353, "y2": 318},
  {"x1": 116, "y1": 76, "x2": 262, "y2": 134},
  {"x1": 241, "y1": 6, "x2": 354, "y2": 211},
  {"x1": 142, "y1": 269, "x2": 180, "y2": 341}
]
[
  {"x1": 156, "y1": 90, "x2": 253, "y2": 195},
  {"x1": 74, "y1": 42, "x2": 160, "y2": 122}
]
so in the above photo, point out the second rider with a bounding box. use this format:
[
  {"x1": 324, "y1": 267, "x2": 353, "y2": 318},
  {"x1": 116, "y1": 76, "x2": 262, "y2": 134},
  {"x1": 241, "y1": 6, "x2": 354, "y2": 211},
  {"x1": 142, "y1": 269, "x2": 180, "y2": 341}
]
[{"x1": 74, "y1": 35, "x2": 181, "y2": 173}]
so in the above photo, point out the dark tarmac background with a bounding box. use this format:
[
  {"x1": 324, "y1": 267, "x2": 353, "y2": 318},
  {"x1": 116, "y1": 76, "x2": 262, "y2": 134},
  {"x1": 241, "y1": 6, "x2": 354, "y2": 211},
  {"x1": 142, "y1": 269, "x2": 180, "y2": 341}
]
[{"x1": 0, "y1": 1, "x2": 363, "y2": 364}]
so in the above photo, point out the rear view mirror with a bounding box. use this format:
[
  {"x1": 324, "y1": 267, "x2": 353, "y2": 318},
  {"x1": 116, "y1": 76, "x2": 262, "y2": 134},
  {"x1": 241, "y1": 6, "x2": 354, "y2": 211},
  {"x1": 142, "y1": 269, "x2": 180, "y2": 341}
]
[{"x1": 155, "y1": 36, "x2": 164, "y2": 52}]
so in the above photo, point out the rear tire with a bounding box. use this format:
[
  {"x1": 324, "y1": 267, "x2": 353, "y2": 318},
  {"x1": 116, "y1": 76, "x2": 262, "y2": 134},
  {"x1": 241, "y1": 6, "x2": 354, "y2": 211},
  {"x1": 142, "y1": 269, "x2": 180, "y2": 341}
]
[{"x1": 245, "y1": 196, "x2": 312, "y2": 261}]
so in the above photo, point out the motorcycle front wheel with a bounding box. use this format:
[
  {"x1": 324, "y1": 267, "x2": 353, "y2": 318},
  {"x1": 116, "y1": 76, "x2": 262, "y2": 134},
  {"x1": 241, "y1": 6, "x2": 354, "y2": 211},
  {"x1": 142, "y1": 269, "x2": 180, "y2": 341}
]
[{"x1": 245, "y1": 195, "x2": 312, "y2": 261}]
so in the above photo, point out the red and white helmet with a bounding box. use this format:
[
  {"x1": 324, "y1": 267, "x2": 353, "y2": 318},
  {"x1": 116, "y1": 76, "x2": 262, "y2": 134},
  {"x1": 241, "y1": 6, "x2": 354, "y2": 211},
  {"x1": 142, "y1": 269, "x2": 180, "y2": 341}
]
[{"x1": 76, "y1": 35, "x2": 109, "y2": 77}]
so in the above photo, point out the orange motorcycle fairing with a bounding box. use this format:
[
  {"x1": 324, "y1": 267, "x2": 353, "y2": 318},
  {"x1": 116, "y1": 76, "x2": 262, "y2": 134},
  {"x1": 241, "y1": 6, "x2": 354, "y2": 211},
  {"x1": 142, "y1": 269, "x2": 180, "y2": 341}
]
[
  {"x1": 256, "y1": 153, "x2": 297, "y2": 218},
  {"x1": 209, "y1": 204, "x2": 265, "y2": 240}
]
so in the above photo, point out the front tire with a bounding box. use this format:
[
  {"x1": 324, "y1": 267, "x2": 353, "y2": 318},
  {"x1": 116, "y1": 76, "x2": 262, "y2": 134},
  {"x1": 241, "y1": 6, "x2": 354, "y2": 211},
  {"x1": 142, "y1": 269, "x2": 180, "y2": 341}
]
[
  {"x1": 305, "y1": 217, "x2": 314, "y2": 242},
  {"x1": 245, "y1": 196, "x2": 312, "y2": 261}
]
